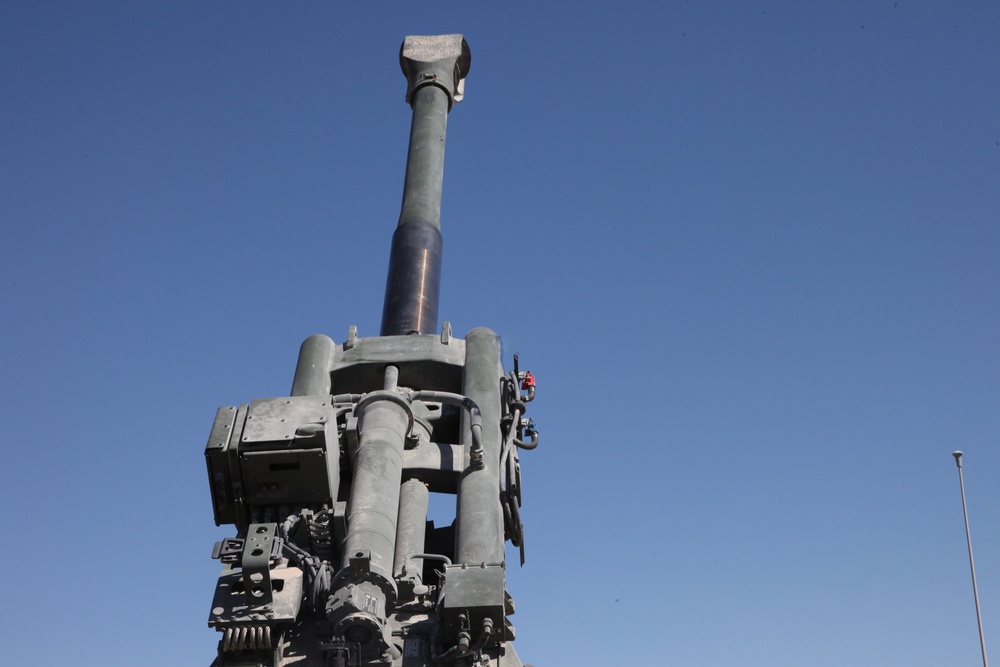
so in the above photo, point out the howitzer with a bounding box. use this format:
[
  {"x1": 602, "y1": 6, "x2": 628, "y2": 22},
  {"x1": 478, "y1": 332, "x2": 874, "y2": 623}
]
[{"x1": 202, "y1": 35, "x2": 539, "y2": 667}]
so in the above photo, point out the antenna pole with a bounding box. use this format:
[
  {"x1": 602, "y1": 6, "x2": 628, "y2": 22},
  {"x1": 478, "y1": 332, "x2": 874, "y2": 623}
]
[{"x1": 954, "y1": 450, "x2": 989, "y2": 667}]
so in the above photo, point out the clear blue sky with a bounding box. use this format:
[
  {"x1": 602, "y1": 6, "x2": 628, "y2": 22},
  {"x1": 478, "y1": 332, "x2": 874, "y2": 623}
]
[{"x1": 3, "y1": 2, "x2": 999, "y2": 665}]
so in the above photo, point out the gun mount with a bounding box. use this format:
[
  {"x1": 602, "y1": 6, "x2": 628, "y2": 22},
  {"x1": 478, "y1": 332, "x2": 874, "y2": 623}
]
[{"x1": 202, "y1": 35, "x2": 539, "y2": 667}]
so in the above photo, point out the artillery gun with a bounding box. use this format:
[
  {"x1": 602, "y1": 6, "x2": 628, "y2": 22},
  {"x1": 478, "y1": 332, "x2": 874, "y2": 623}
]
[{"x1": 202, "y1": 35, "x2": 538, "y2": 667}]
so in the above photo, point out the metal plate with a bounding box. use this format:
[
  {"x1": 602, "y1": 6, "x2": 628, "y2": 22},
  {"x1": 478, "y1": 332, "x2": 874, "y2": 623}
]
[{"x1": 242, "y1": 396, "x2": 335, "y2": 444}]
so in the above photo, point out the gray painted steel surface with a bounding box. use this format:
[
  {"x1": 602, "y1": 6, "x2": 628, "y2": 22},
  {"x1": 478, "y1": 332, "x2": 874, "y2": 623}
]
[
  {"x1": 457, "y1": 328, "x2": 505, "y2": 566},
  {"x1": 291, "y1": 334, "x2": 336, "y2": 396},
  {"x1": 393, "y1": 479, "x2": 430, "y2": 586}
]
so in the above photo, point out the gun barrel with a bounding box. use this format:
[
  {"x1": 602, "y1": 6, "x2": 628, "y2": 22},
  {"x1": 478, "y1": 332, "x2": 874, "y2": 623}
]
[{"x1": 380, "y1": 35, "x2": 470, "y2": 336}]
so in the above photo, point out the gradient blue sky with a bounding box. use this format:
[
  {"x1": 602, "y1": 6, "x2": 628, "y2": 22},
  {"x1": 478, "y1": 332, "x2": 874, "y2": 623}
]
[{"x1": 3, "y1": 2, "x2": 999, "y2": 666}]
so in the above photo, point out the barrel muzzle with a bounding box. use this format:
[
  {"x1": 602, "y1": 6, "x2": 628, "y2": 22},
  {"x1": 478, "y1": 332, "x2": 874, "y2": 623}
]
[{"x1": 400, "y1": 34, "x2": 471, "y2": 108}]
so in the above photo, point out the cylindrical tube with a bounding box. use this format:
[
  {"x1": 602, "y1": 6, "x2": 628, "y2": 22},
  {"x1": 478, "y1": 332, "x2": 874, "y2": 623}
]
[
  {"x1": 380, "y1": 84, "x2": 451, "y2": 336},
  {"x1": 290, "y1": 334, "x2": 334, "y2": 396},
  {"x1": 398, "y1": 85, "x2": 450, "y2": 231},
  {"x1": 456, "y1": 328, "x2": 505, "y2": 564},
  {"x1": 341, "y1": 396, "x2": 410, "y2": 588},
  {"x1": 393, "y1": 479, "x2": 430, "y2": 584}
]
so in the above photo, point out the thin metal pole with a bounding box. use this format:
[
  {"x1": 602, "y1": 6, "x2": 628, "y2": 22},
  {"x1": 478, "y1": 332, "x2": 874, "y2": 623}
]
[{"x1": 954, "y1": 450, "x2": 989, "y2": 667}]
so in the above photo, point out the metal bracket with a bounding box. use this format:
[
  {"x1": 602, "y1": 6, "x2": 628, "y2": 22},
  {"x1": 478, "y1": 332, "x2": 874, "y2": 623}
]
[
  {"x1": 212, "y1": 537, "x2": 245, "y2": 564},
  {"x1": 242, "y1": 523, "x2": 281, "y2": 606}
]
